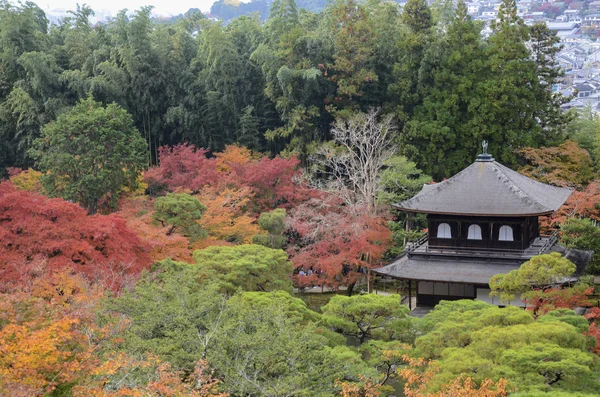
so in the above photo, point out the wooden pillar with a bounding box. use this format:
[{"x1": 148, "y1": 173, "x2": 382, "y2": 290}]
[
  {"x1": 408, "y1": 280, "x2": 413, "y2": 310},
  {"x1": 404, "y1": 213, "x2": 414, "y2": 246}
]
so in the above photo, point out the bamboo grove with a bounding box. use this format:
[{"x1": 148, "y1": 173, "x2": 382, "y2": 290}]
[{"x1": 0, "y1": 0, "x2": 570, "y2": 181}]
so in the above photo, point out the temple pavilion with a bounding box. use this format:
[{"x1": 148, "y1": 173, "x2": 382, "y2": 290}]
[{"x1": 372, "y1": 149, "x2": 592, "y2": 309}]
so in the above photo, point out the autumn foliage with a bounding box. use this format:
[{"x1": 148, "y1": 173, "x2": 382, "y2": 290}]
[
  {"x1": 337, "y1": 376, "x2": 382, "y2": 397},
  {"x1": 287, "y1": 194, "x2": 391, "y2": 289},
  {"x1": 7, "y1": 167, "x2": 43, "y2": 193},
  {"x1": 144, "y1": 143, "x2": 219, "y2": 194},
  {"x1": 517, "y1": 140, "x2": 595, "y2": 190},
  {"x1": 116, "y1": 196, "x2": 194, "y2": 262},
  {"x1": 399, "y1": 355, "x2": 510, "y2": 397},
  {"x1": 0, "y1": 270, "x2": 228, "y2": 397},
  {"x1": 521, "y1": 283, "x2": 600, "y2": 357},
  {"x1": 550, "y1": 180, "x2": 600, "y2": 225},
  {"x1": 0, "y1": 271, "x2": 105, "y2": 396},
  {"x1": 0, "y1": 182, "x2": 151, "y2": 291},
  {"x1": 144, "y1": 143, "x2": 306, "y2": 212},
  {"x1": 225, "y1": 154, "x2": 304, "y2": 212},
  {"x1": 197, "y1": 186, "x2": 260, "y2": 244},
  {"x1": 524, "y1": 285, "x2": 594, "y2": 317},
  {"x1": 73, "y1": 354, "x2": 228, "y2": 397}
]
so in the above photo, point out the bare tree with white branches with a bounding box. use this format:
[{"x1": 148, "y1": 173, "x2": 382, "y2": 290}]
[{"x1": 315, "y1": 108, "x2": 397, "y2": 213}]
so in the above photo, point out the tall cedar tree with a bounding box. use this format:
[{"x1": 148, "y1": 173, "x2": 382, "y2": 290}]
[
  {"x1": 472, "y1": 0, "x2": 540, "y2": 165},
  {"x1": 325, "y1": 0, "x2": 377, "y2": 117},
  {"x1": 390, "y1": 0, "x2": 432, "y2": 125},
  {"x1": 403, "y1": 0, "x2": 486, "y2": 179}
]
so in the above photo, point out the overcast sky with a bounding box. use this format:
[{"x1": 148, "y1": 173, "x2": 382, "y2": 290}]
[{"x1": 37, "y1": 0, "x2": 217, "y2": 16}]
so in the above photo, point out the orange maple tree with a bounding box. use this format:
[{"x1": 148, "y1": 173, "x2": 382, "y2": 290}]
[
  {"x1": 117, "y1": 195, "x2": 194, "y2": 262},
  {"x1": 0, "y1": 271, "x2": 109, "y2": 397},
  {"x1": 517, "y1": 140, "x2": 595, "y2": 189},
  {"x1": 399, "y1": 355, "x2": 510, "y2": 397},
  {"x1": 215, "y1": 144, "x2": 255, "y2": 172},
  {"x1": 337, "y1": 376, "x2": 382, "y2": 397},
  {"x1": 196, "y1": 186, "x2": 260, "y2": 244},
  {"x1": 74, "y1": 353, "x2": 228, "y2": 397}
]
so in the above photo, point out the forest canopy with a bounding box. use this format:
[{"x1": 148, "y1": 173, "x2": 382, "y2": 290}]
[
  {"x1": 2, "y1": 0, "x2": 600, "y2": 395},
  {"x1": 0, "y1": 0, "x2": 571, "y2": 181}
]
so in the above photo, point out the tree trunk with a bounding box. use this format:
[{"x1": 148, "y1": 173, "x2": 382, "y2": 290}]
[
  {"x1": 346, "y1": 281, "x2": 356, "y2": 296},
  {"x1": 87, "y1": 199, "x2": 98, "y2": 215}
]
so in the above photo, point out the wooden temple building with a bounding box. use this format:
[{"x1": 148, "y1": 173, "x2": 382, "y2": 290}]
[{"x1": 373, "y1": 150, "x2": 592, "y2": 309}]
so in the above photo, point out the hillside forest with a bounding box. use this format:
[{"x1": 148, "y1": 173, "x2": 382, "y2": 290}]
[{"x1": 4, "y1": 0, "x2": 600, "y2": 395}]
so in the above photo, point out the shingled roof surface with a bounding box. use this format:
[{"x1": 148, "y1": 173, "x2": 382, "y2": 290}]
[
  {"x1": 373, "y1": 245, "x2": 593, "y2": 284},
  {"x1": 395, "y1": 157, "x2": 573, "y2": 216},
  {"x1": 372, "y1": 254, "x2": 522, "y2": 284}
]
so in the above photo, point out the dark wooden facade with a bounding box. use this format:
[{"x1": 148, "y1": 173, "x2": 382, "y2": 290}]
[
  {"x1": 415, "y1": 281, "x2": 478, "y2": 307},
  {"x1": 428, "y1": 214, "x2": 540, "y2": 251}
]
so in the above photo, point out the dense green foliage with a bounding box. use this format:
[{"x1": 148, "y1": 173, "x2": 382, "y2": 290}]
[
  {"x1": 561, "y1": 218, "x2": 600, "y2": 274},
  {"x1": 153, "y1": 192, "x2": 207, "y2": 240},
  {"x1": 193, "y1": 244, "x2": 294, "y2": 293},
  {"x1": 110, "y1": 258, "x2": 373, "y2": 395},
  {"x1": 0, "y1": 0, "x2": 569, "y2": 182},
  {"x1": 415, "y1": 300, "x2": 600, "y2": 394},
  {"x1": 252, "y1": 208, "x2": 287, "y2": 248},
  {"x1": 490, "y1": 253, "x2": 577, "y2": 303},
  {"x1": 30, "y1": 97, "x2": 147, "y2": 214},
  {"x1": 322, "y1": 294, "x2": 411, "y2": 343}
]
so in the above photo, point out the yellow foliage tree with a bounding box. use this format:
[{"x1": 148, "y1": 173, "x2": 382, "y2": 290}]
[
  {"x1": 8, "y1": 168, "x2": 43, "y2": 192},
  {"x1": 0, "y1": 271, "x2": 107, "y2": 397},
  {"x1": 215, "y1": 144, "x2": 254, "y2": 172},
  {"x1": 197, "y1": 186, "x2": 260, "y2": 244}
]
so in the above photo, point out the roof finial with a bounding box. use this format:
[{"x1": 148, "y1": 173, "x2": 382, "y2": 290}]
[{"x1": 476, "y1": 140, "x2": 494, "y2": 162}]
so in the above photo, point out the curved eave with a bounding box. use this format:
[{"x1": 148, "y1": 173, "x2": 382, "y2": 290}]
[{"x1": 392, "y1": 204, "x2": 555, "y2": 217}]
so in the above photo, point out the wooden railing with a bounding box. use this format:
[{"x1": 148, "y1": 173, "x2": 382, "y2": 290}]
[
  {"x1": 405, "y1": 234, "x2": 428, "y2": 253},
  {"x1": 425, "y1": 245, "x2": 526, "y2": 255},
  {"x1": 537, "y1": 230, "x2": 559, "y2": 255},
  {"x1": 405, "y1": 232, "x2": 560, "y2": 259}
]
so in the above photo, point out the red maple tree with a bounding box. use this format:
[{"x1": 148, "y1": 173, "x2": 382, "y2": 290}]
[
  {"x1": 551, "y1": 180, "x2": 600, "y2": 225},
  {"x1": 0, "y1": 182, "x2": 151, "y2": 292},
  {"x1": 144, "y1": 143, "x2": 219, "y2": 194},
  {"x1": 286, "y1": 194, "x2": 391, "y2": 291},
  {"x1": 144, "y1": 143, "x2": 307, "y2": 213},
  {"x1": 524, "y1": 285, "x2": 593, "y2": 317},
  {"x1": 226, "y1": 155, "x2": 305, "y2": 212}
]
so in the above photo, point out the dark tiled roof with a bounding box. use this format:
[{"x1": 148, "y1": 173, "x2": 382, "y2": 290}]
[
  {"x1": 372, "y1": 254, "x2": 521, "y2": 284},
  {"x1": 373, "y1": 246, "x2": 593, "y2": 284},
  {"x1": 395, "y1": 157, "x2": 572, "y2": 216}
]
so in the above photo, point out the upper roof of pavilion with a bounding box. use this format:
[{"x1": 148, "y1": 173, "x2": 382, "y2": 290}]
[{"x1": 394, "y1": 152, "x2": 573, "y2": 217}]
